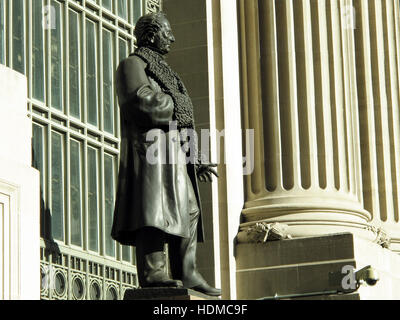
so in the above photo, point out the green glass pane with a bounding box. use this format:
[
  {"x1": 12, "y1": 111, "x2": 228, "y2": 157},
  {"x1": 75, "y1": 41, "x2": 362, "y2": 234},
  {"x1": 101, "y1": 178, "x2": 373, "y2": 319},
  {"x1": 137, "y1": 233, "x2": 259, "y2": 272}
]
[
  {"x1": 103, "y1": 30, "x2": 113, "y2": 134},
  {"x1": 132, "y1": 247, "x2": 136, "y2": 265},
  {"x1": 88, "y1": 147, "x2": 99, "y2": 252},
  {"x1": 118, "y1": 0, "x2": 127, "y2": 20},
  {"x1": 103, "y1": 0, "x2": 112, "y2": 11},
  {"x1": 86, "y1": 20, "x2": 98, "y2": 126},
  {"x1": 32, "y1": 124, "x2": 45, "y2": 188},
  {"x1": 51, "y1": 132, "x2": 64, "y2": 242},
  {"x1": 104, "y1": 154, "x2": 115, "y2": 257},
  {"x1": 33, "y1": 124, "x2": 46, "y2": 239},
  {"x1": 0, "y1": 0, "x2": 5, "y2": 64},
  {"x1": 33, "y1": 0, "x2": 45, "y2": 102},
  {"x1": 122, "y1": 246, "x2": 131, "y2": 262},
  {"x1": 70, "y1": 140, "x2": 82, "y2": 247},
  {"x1": 119, "y1": 39, "x2": 127, "y2": 63},
  {"x1": 69, "y1": 11, "x2": 80, "y2": 118},
  {"x1": 12, "y1": 0, "x2": 25, "y2": 74},
  {"x1": 51, "y1": 1, "x2": 63, "y2": 110},
  {"x1": 133, "y1": 0, "x2": 142, "y2": 24}
]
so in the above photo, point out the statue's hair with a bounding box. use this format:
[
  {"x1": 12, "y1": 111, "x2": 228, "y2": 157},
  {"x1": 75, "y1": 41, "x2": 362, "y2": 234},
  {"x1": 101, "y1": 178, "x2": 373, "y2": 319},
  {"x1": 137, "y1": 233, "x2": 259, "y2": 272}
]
[{"x1": 134, "y1": 12, "x2": 167, "y2": 47}]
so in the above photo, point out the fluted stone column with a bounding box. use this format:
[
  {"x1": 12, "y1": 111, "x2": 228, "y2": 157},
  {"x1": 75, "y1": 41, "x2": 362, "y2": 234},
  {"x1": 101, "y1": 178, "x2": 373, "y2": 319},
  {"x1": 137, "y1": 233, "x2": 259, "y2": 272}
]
[
  {"x1": 234, "y1": 0, "x2": 400, "y2": 299},
  {"x1": 237, "y1": 0, "x2": 376, "y2": 241},
  {"x1": 353, "y1": 0, "x2": 400, "y2": 252}
]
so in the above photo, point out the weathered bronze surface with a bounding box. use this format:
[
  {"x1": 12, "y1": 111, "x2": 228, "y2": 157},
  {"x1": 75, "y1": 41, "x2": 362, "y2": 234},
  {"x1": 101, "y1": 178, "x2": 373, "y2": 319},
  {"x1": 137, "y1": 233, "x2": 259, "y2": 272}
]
[{"x1": 111, "y1": 12, "x2": 220, "y2": 296}]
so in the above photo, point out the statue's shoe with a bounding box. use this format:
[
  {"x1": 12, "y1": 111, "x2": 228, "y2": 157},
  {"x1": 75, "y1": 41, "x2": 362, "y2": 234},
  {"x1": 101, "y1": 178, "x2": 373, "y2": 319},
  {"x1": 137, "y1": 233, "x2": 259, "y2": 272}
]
[
  {"x1": 143, "y1": 271, "x2": 183, "y2": 288},
  {"x1": 145, "y1": 279, "x2": 183, "y2": 288},
  {"x1": 191, "y1": 282, "x2": 222, "y2": 296}
]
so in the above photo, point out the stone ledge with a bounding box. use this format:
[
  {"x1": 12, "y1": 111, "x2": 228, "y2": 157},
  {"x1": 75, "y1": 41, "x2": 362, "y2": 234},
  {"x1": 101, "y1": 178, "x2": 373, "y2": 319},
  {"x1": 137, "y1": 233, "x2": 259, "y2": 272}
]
[
  {"x1": 124, "y1": 287, "x2": 220, "y2": 300},
  {"x1": 236, "y1": 232, "x2": 355, "y2": 270},
  {"x1": 288, "y1": 292, "x2": 360, "y2": 300}
]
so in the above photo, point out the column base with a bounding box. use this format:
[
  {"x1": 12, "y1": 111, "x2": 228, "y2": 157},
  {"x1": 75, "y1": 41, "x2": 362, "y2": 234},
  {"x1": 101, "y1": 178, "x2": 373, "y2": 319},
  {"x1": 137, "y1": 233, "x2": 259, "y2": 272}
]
[
  {"x1": 235, "y1": 233, "x2": 400, "y2": 300},
  {"x1": 241, "y1": 197, "x2": 376, "y2": 242},
  {"x1": 240, "y1": 207, "x2": 378, "y2": 243}
]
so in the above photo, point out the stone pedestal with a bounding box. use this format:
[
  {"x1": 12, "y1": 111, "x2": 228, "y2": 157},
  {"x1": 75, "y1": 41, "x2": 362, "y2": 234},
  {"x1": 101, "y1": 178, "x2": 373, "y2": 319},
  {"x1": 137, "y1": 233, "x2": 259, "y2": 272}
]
[
  {"x1": 236, "y1": 233, "x2": 400, "y2": 300},
  {"x1": 124, "y1": 287, "x2": 220, "y2": 300}
]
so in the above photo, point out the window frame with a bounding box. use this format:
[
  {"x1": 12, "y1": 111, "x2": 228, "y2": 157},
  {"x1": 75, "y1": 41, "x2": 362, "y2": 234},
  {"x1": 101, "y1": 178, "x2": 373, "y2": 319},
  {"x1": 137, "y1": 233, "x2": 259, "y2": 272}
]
[{"x1": 1, "y1": 0, "x2": 152, "y2": 300}]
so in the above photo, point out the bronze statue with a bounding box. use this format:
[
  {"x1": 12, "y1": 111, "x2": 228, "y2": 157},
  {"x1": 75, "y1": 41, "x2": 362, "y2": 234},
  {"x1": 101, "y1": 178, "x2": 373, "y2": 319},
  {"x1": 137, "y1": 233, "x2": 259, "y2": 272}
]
[{"x1": 111, "y1": 12, "x2": 221, "y2": 296}]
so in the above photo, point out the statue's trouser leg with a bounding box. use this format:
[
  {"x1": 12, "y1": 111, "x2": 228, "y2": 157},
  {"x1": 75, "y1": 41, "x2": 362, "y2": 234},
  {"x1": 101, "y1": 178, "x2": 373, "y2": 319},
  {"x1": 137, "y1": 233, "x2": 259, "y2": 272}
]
[
  {"x1": 168, "y1": 175, "x2": 205, "y2": 288},
  {"x1": 135, "y1": 227, "x2": 183, "y2": 288},
  {"x1": 168, "y1": 172, "x2": 221, "y2": 296}
]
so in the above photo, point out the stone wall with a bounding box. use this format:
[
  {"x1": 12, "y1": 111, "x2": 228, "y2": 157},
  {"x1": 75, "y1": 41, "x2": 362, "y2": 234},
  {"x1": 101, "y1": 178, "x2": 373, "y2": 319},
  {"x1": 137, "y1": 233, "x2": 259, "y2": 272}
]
[{"x1": 0, "y1": 65, "x2": 40, "y2": 299}]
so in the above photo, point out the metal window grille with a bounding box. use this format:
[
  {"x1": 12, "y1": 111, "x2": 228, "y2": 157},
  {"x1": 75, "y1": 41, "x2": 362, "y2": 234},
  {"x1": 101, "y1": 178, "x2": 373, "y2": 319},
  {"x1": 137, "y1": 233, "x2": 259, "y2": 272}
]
[{"x1": 0, "y1": 0, "x2": 163, "y2": 300}]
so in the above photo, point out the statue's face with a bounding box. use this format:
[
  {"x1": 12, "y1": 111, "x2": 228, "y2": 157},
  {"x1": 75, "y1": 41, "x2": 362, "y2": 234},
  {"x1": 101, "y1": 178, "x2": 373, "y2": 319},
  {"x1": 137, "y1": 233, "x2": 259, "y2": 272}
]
[{"x1": 150, "y1": 17, "x2": 175, "y2": 55}]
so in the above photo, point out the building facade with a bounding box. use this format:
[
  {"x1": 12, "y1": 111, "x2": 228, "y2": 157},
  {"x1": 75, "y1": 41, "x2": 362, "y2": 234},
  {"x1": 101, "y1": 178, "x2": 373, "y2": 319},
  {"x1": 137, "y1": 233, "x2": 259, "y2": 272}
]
[
  {"x1": 163, "y1": 0, "x2": 400, "y2": 300},
  {"x1": 0, "y1": 0, "x2": 162, "y2": 300}
]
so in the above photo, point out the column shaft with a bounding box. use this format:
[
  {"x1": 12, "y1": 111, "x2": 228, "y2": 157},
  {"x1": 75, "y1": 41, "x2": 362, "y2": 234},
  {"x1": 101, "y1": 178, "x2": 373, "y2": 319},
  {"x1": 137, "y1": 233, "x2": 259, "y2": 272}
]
[
  {"x1": 354, "y1": 0, "x2": 400, "y2": 251},
  {"x1": 239, "y1": 0, "x2": 374, "y2": 241}
]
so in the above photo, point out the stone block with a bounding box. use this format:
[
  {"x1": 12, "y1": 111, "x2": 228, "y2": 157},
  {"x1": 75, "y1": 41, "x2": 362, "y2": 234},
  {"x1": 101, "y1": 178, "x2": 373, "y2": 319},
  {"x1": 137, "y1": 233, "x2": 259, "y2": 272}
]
[
  {"x1": 0, "y1": 65, "x2": 40, "y2": 299},
  {"x1": 0, "y1": 64, "x2": 31, "y2": 166},
  {"x1": 236, "y1": 233, "x2": 400, "y2": 300}
]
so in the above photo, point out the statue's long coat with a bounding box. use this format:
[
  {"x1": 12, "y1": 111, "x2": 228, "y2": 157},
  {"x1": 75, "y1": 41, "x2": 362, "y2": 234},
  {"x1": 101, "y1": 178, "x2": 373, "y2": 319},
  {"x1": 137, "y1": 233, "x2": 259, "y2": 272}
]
[{"x1": 111, "y1": 54, "x2": 203, "y2": 246}]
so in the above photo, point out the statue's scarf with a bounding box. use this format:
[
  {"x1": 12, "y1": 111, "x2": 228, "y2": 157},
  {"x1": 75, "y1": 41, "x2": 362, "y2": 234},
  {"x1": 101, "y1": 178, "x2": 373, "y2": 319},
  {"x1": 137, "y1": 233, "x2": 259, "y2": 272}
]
[{"x1": 132, "y1": 46, "x2": 195, "y2": 129}]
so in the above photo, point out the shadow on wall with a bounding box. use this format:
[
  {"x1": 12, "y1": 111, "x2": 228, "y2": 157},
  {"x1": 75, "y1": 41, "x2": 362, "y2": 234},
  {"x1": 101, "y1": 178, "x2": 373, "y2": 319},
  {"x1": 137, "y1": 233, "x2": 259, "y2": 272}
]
[{"x1": 32, "y1": 144, "x2": 61, "y2": 259}]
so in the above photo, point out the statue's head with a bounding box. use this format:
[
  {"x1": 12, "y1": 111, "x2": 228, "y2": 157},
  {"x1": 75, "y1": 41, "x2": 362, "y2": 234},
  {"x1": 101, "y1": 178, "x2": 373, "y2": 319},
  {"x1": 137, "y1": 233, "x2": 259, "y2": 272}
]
[{"x1": 134, "y1": 12, "x2": 175, "y2": 55}]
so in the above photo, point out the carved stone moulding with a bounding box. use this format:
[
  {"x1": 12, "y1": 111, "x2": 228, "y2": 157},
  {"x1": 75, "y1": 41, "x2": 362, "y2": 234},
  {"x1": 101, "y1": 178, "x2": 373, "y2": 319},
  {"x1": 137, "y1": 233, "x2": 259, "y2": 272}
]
[{"x1": 145, "y1": 0, "x2": 162, "y2": 14}]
